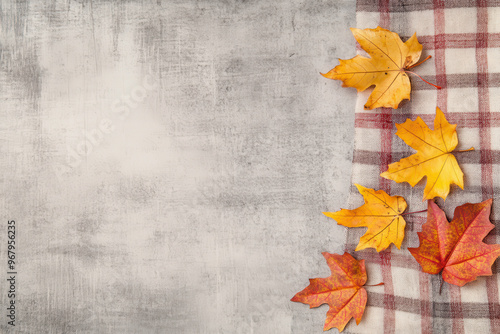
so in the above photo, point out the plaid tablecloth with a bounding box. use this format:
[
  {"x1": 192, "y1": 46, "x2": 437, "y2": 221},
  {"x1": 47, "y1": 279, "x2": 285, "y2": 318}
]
[{"x1": 343, "y1": 1, "x2": 500, "y2": 333}]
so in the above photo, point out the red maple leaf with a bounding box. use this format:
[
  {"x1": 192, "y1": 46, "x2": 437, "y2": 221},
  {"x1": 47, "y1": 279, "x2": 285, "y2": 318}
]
[
  {"x1": 409, "y1": 199, "x2": 500, "y2": 286},
  {"x1": 291, "y1": 252, "x2": 374, "y2": 332}
]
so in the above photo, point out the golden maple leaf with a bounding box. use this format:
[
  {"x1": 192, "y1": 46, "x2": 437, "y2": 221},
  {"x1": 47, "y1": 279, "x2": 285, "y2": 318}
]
[
  {"x1": 322, "y1": 26, "x2": 424, "y2": 109},
  {"x1": 381, "y1": 107, "x2": 472, "y2": 201},
  {"x1": 323, "y1": 184, "x2": 407, "y2": 252}
]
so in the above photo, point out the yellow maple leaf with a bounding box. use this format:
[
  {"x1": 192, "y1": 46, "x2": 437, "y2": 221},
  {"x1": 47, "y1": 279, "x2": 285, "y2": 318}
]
[
  {"x1": 323, "y1": 184, "x2": 407, "y2": 252},
  {"x1": 381, "y1": 107, "x2": 473, "y2": 201},
  {"x1": 322, "y1": 26, "x2": 424, "y2": 109}
]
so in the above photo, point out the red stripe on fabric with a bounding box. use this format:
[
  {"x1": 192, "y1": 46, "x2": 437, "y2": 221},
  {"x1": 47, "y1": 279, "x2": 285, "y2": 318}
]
[
  {"x1": 476, "y1": 3, "x2": 500, "y2": 332},
  {"x1": 450, "y1": 285, "x2": 465, "y2": 334},
  {"x1": 379, "y1": 92, "x2": 396, "y2": 334},
  {"x1": 416, "y1": 214, "x2": 431, "y2": 332},
  {"x1": 417, "y1": 33, "x2": 500, "y2": 49},
  {"x1": 366, "y1": 290, "x2": 500, "y2": 318},
  {"x1": 379, "y1": 248, "x2": 396, "y2": 332},
  {"x1": 379, "y1": 110, "x2": 393, "y2": 190},
  {"x1": 379, "y1": 108, "x2": 394, "y2": 333},
  {"x1": 378, "y1": 1, "x2": 395, "y2": 332},
  {"x1": 379, "y1": 0, "x2": 390, "y2": 28},
  {"x1": 419, "y1": 271, "x2": 432, "y2": 334},
  {"x1": 433, "y1": 1, "x2": 458, "y2": 332},
  {"x1": 357, "y1": 0, "x2": 500, "y2": 11},
  {"x1": 433, "y1": 0, "x2": 447, "y2": 108},
  {"x1": 355, "y1": 112, "x2": 500, "y2": 129}
]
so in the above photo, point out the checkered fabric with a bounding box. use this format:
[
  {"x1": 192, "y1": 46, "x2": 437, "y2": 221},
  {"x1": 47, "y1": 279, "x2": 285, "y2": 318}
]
[{"x1": 343, "y1": 1, "x2": 500, "y2": 333}]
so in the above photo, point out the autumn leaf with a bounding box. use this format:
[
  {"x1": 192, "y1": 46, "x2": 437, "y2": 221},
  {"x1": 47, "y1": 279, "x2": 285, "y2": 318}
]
[
  {"x1": 323, "y1": 184, "x2": 407, "y2": 252},
  {"x1": 381, "y1": 107, "x2": 472, "y2": 201},
  {"x1": 409, "y1": 199, "x2": 500, "y2": 287},
  {"x1": 291, "y1": 252, "x2": 373, "y2": 332},
  {"x1": 322, "y1": 26, "x2": 426, "y2": 109}
]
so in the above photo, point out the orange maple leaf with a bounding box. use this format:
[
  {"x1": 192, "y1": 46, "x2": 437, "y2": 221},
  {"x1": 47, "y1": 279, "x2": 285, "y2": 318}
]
[
  {"x1": 381, "y1": 107, "x2": 473, "y2": 201},
  {"x1": 291, "y1": 252, "x2": 375, "y2": 332},
  {"x1": 323, "y1": 184, "x2": 407, "y2": 252},
  {"x1": 409, "y1": 199, "x2": 500, "y2": 287},
  {"x1": 322, "y1": 26, "x2": 427, "y2": 109}
]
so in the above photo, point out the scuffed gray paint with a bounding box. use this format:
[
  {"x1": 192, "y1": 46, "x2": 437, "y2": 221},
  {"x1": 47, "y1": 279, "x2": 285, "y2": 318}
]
[{"x1": 0, "y1": 1, "x2": 356, "y2": 333}]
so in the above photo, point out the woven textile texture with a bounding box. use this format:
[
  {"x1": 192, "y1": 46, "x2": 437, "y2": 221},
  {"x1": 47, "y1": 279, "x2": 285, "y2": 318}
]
[{"x1": 343, "y1": 1, "x2": 500, "y2": 333}]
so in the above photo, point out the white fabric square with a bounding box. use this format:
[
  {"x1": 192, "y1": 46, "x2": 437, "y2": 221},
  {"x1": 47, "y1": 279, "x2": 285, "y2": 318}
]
[
  {"x1": 464, "y1": 318, "x2": 491, "y2": 334},
  {"x1": 488, "y1": 7, "x2": 500, "y2": 33},
  {"x1": 355, "y1": 128, "x2": 382, "y2": 152},
  {"x1": 445, "y1": 48, "x2": 478, "y2": 74},
  {"x1": 460, "y1": 278, "x2": 489, "y2": 303},
  {"x1": 392, "y1": 267, "x2": 421, "y2": 299},
  {"x1": 493, "y1": 165, "x2": 500, "y2": 197},
  {"x1": 445, "y1": 7, "x2": 478, "y2": 34},
  {"x1": 447, "y1": 87, "x2": 478, "y2": 113},
  {"x1": 487, "y1": 48, "x2": 500, "y2": 73},
  {"x1": 395, "y1": 310, "x2": 422, "y2": 333},
  {"x1": 350, "y1": 164, "x2": 382, "y2": 190},
  {"x1": 461, "y1": 163, "x2": 482, "y2": 188},
  {"x1": 489, "y1": 88, "x2": 500, "y2": 113},
  {"x1": 490, "y1": 127, "x2": 500, "y2": 150},
  {"x1": 409, "y1": 90, "x2": 438, "y2": 114},
  {"x1": 456, "y1": 127, "x2": 480, "y2": 152},
  {"x1": 356, "y1": 12, "x2": 382, "y2": 30},
  {"x1": 365, "y1": 261, "x2": 383, "y2": 286},
  {"x1": 347, "y1": 306, "x2": 384, "y2": 333}
]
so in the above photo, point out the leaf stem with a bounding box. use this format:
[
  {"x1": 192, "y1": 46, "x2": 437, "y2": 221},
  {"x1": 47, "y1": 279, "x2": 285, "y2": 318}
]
[
  {"x1": 454, "y1": 147, "x2": 475, "y2": 153},
  {"x1": 365, "y1": 282, "x2": 385, "y2": 287},
  {"x1": 407, "y1": 55, "x2": 433, "y2": 69},
  {"x1": 401, "y1": 209, "x2": 427, "y2": 216},
  {"x1": 405, "y1": 70, "x2": 442, "y2": 89},
  {"x1": 439, "y1": 274, "x2": 444, "y2": 294}
]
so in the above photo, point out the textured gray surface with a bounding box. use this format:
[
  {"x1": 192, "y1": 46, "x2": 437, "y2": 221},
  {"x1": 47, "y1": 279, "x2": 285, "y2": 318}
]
[{"x1": 1, "y1": 1, "x2": 356, "y2": 333}]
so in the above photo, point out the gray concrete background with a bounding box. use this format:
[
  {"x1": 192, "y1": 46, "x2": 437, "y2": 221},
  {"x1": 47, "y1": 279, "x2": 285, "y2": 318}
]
[{"x1": 1, "y1": 1, "x2": 356, "y2": 333}]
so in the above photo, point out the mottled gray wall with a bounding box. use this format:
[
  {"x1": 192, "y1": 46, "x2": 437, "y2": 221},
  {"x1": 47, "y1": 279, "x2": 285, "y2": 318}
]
[{"x1": 0, "y1": 1, "x2": 356, "y2": 333}]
